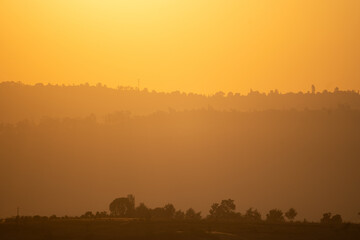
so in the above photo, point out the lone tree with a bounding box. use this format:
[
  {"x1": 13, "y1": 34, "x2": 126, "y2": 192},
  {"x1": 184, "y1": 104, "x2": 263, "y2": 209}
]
[
  {"x1": 109, "y1": 194, "x2": 135, "y2": 217},
  {"x1": 285, "y1": 208, "x2": 298, "y2": 222},
  {"x1": 266, "y1": 209, "x2": 285, "y2": 223}
]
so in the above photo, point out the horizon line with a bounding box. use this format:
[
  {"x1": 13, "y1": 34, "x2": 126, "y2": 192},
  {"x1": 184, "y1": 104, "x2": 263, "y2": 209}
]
[{"x1": 1, "y1": 80, "x2": 360, "y2": 97}]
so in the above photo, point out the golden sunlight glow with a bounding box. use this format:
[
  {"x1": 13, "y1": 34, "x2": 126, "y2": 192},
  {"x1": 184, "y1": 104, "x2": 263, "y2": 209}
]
[{"x1": 1, "y1": 0, "x2": 360, "y2": 94}]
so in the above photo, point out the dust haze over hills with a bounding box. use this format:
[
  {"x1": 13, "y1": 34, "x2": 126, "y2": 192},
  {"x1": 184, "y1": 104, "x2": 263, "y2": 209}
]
[
  {"x1": 0, "y1": 82, "x2": 359, "y2": 222},
  {"x1": 1, "y1": 82, "x2": 360, "y2": 123}
]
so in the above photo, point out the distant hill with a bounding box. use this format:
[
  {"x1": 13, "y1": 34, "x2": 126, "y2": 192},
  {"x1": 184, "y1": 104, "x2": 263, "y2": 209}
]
[
  {"x1": 1, "y1": 81, "x2": 359, "y2": 123},
  {"x1": 1, "y1": 108, "x2": 359, "y2": 221}
]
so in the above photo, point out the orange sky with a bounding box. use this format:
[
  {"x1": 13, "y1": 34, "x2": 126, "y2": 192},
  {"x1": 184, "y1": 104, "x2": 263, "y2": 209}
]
[{"x1": 1, "y1": 0, "x2": 360, "y2": 94}]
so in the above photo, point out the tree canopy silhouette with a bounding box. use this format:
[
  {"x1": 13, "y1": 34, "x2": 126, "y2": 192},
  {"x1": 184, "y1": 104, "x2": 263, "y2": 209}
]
[
  {"x1": 266, "y1": 209, "x2": 285, "y2": 223},
  {"x1": 109, "y1": 195, "x2": 135, "y2": 217},
  {"x1": 285, "y1": 208, "x2": 297, "y2": 222}
]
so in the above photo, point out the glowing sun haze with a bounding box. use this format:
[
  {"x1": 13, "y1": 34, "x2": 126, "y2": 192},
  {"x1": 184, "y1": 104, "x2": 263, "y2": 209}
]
[{"x1": 1, "y1": 0, "x2": 360, "y2": 94}]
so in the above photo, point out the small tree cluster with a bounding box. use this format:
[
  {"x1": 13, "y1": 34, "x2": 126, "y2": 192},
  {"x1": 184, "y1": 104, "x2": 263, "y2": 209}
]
[
  {"x1": 6, "y1": 196, "x2": 350, "y2": 225},
  {"x1": 320, "y1": 213, "x2": 343, "y2": 225},
  {"x1": 208, "y1": 199, "x2": 238, "y2": 220},
  {"x1": 101, "y1": 195, "x2": 341, "y2": 224},
  {"x1": 109, "y1": 195, "x2": 201, "y2": 221},
  {"x1": 107, "y1": 196, "x2": 304, "y2": 223}
]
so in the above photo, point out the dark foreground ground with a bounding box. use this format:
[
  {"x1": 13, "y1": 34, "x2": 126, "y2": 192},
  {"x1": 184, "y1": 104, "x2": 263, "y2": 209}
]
[{"x1": 1, "y1": 220, "x2": 360, "y2": 240}]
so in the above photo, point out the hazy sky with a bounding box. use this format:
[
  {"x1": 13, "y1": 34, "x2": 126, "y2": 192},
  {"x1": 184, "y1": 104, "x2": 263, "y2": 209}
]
[{"x1": 1, "y1": 0, "x2": 360, "y2": 94}]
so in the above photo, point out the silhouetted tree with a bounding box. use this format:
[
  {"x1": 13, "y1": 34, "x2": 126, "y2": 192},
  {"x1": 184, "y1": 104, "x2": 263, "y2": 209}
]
[
  {"x1": 331, "y1": 214, "x2": 343, "y2": 225},
  {"x1": 174, "y1": 210, "x2": 185, "y2": 221},
  {"x1": 321, "y1": 213, "x2": 332, "y2": 224},
  {"x1": 266, "y1": 209, "x2": 285, "y2": 223},
  {"x1": 95, "y1": 211, "x2": 108, "y2": 218},
  {"x1": 311, "y1": 84, "x2": 316, "y2": 94},
  {"x1": 109, "y1": 194, "x2": 135, "y2": 217},
  {"x1": 81, "y1": 211, "x2": 94, "y2": 218},
  {"x1": 285, "y1": 208, "x2": 297, "y2": 222},
  {"x1": 163, "y1": 204, "x2": 176, "y2": 219},
  {"x1": 209, "y1": 203, "x2": 220, "y2": 218},
  {"x1": 209, "y1": 199, "x2": 236, "y2": 220},
  {"x1": 135, "y1": 203, "x2": 151, "y2": 220},
  {"x1": 214, "y1": 91, "x2": 225, "y2": 98},
  {"x1": 185, "y1": 208, "x2": 201, "y2": 221},
  {"x1": 244, "y1": 208, "x2": 262, "y2": 222},
  {"x1": 151, "y1": 207, "x2": 166, "y2": 220},
  {"x1": 148, "y1": 204, "x2": 176, "y2": 220},
  {"x1": 321, "y1": 213, "x2": 342, "y2": 225}
]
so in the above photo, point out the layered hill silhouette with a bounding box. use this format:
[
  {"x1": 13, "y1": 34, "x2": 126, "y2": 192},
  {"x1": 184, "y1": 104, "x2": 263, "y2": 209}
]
[
  {"x1": 0, "y1": 99, "x2": 359, "y2": 221},
  {"x1": 1, "y1": 81, "x2": 359, "y2": 123}
]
